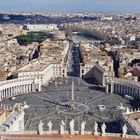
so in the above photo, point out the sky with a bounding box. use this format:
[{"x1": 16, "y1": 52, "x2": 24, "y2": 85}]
[{"x1": 0, "y1": 0, "x2": 139, "y2": 13}]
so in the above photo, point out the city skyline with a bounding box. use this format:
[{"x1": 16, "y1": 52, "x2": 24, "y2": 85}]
[{"x1": 0, "y1": 0, "x2": 139, "y2": 13}]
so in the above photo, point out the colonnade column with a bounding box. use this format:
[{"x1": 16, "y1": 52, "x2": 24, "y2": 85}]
[
  {"x1": 13, "y1": 87, "x2": 15, "y2": 96},
  {"x1": 0, "y1": 91, "x2": 2, "y2": 101},
  {"x1": 15, "y1": 86, "x2": 18, "y2": 95},
  {"x1": 1, "y1": 90, "x2": 3, "y2": 99},
  {"x1": 106, "y1": 84, "x2": 109, "y2": 93},
  {"x1": 8, "y1": 88, "x2": 10, "y2": 97},
  {"x1": 9, "y1": 87, "x2": 12, "y2": 97},
  {"x1": 2, "y1": 91, "x2": 4, "y2": 99},
  {"x1": 24, "y1": 85, "x2": 27, "y2": 93},
  {"x1": 21, "y1": 85, "x2": 23, "y2": 94},
  {"x1": 28, "y1": 84, "x2": 31, "y2": 92},
  {"x1": 138, "y1": 89, "x2": 140, "y2": 99},
  {"x1": 118, "y1": 84, "x2": 120, "y2": 94},
  {"x1": 25, "y1": 85, "x2": 29, "y2": 93},
  {"x1": 3, "y1": 89, "x2": 6, "y2": 98},
  {"x1": 38, "y1": 82, "x2": 41, "y2": 92},
  {"x1": 17, "y1": 86, "x2": 20, "y2": 94},
  {"x1": 114, "y1": 84, "x2": 116, "y2": 93},
  {"x1": 132, "y1": 87, "x2": 135, "y2": 97},
  {"x1": 12, "y1": 87, "x2": 15, "y2": 96},
  {"x1": 120, "y1": 85, "x2": 123, "y2": 95},
  {"x1": 111, "y1": 83, "x2": 114, "y2": 93},
  {"x1": 17, "y1": 85, "x2": 20, "y2": 94},
  {"x1": 32, "y1": 84, "x2": 36, "y2": 92},
  {"x1": 128, "y1": 87, "x2": 130, "y2": 95},
  {"x1": 5, "y1": 88, "x2": 8, "y2": 98},
  {"x1": 115, "y1": 84, "x2": 118, "y2": 94},
  {"x1": 129, "y1": 87, "x2": 132, "y2": 95},
  {"x1": 23, "y1": 85, "x2": 25, "y2": 93},
  {"x1": 125, "y1": 86, "x2": 128, "y2": 95}
]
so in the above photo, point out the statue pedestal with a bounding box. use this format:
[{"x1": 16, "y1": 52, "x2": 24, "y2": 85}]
[
  {"x1": 122, "y1": 134, "x2": 126, "y2": 138},
  {"x1": 101, "y1": 133, "x2": 106, "y2": 136},
  {"x1": 60, "y1": 130, "x2": 65, "y2": 134},
  {"x1": 80, "y1": 130, "x2": 85, "y2": 135},
  {"x1": 94, "y1": 132, "x2": 99, "y2": 135},
  {"x1": 48, "y1": 131, "x2": 52, "y2": 134},
  {"x1": 39, "y1": 131, "x2": 44, "y2": 135},
  {"x1": 70, "y1": 131, "x2": 75, "y2": 135}
]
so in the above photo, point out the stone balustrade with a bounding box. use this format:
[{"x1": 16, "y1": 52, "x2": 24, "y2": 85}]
[{"x1": 0, "y1": 130, "x2": 140, "y2": 139}]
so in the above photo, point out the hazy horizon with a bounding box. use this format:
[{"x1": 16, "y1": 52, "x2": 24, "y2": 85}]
[{"x1": 0, "y1": 0, "x2": 139, "y2": 13}]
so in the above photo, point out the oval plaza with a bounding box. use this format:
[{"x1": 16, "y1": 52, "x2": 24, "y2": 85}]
[{"x1": 0, "y1": 41, "x2": 140, "y2": 140}]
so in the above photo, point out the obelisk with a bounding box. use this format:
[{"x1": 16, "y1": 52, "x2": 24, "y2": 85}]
[{"x1": 71, "y1": 80, "x2": 74, "y2": 102}]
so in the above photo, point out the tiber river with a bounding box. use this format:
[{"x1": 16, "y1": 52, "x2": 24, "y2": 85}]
[{"x1": 72, "y1": 33, "x2": 99, "y2": 42}]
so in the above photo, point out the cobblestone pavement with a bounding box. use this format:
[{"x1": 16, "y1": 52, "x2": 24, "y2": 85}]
[{"x1": 2, "y1": 77, "x2": 134, "y2": 134}]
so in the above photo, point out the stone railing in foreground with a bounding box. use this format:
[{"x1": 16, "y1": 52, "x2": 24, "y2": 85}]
[
  {"x1": 0, "y1": 78, "x2": 41, "y2": 102},
  {"x1": 1, "y1": 118, "x2": 139, "y2": 139},
  {"x1": 0, "y1": 131, "x2": 140, "y2": 139}
]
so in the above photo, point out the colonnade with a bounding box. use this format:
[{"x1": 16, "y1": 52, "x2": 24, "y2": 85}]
[
  {"x1": 0, "y1": 78, "x2": 41, "y2": 102},
  {"x1": 106, "y1": 78, "x2": 140, "y2": 99}
]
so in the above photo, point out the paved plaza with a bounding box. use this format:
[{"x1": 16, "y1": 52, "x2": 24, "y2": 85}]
[{"x1": 1, "y1": 77, "x2": 135, "y2": 134}]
